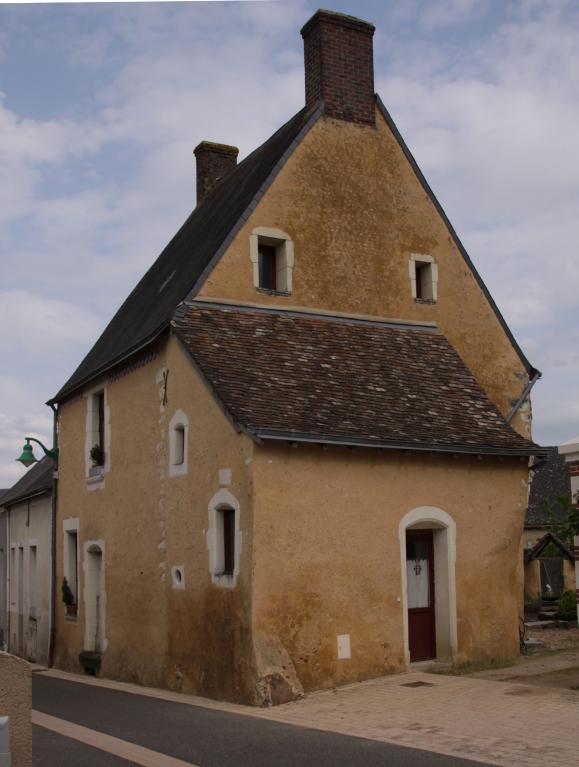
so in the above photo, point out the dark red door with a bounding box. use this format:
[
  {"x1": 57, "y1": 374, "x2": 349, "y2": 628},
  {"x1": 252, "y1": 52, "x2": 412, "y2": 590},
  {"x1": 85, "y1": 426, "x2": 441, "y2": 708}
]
[{"x1": 406, "y1": 531, "x2": 436, "y2": 662}]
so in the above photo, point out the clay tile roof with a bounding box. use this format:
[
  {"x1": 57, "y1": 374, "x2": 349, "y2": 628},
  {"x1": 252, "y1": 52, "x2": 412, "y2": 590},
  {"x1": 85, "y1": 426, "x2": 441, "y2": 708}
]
[{"x1": 174, "y1": 303, "x2": 543, "y2": 456}]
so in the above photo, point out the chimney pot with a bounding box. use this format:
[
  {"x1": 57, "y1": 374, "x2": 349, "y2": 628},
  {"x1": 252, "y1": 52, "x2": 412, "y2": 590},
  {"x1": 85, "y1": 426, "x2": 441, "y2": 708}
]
[
  {"x1": 301, "y1": 9, "x2": 376, "y2": 126},
  {"x1": 194, "y1": 141, "x2": 239, "y2": 204}
]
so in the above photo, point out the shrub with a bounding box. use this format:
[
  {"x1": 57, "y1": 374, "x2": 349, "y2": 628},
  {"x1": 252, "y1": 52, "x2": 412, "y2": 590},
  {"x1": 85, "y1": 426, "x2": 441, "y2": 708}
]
[
  {"x1": 556, "y1": 590, "x2": 578, "y2": 622},
  {"x1": 61, "y1": 577, "x2": 75, "y2": 606}
]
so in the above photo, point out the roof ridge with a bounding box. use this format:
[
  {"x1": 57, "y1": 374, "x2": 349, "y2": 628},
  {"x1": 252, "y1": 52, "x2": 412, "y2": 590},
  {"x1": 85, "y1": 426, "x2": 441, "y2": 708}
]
[{"x1": 182, "y1": 298, "x2": 438, "y2": 332}]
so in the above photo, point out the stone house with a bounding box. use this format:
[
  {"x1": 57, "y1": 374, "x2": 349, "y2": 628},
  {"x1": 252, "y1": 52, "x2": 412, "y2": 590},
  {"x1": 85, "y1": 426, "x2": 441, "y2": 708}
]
[
  {"x1": 524, "y1": 448, "x2": 576, "y2": 602},
  {"x1": 0, "y1": 458, "x2": 54, "y2": 665},
  {"x1": 49, "y1": 10, "x2": 544, "y2": 704}
]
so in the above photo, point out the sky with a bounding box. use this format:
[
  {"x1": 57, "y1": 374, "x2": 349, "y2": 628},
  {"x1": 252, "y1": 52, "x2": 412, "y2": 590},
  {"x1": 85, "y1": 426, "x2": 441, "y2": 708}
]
[{"x1": 0, "y1": 0, "x2": 578, "y2": 487}]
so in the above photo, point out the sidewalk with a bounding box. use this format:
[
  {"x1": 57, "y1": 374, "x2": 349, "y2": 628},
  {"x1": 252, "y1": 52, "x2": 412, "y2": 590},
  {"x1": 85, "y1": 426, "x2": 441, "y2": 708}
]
[{"x1": 38, "y1": 665, "x2": 579, "y2": 767}]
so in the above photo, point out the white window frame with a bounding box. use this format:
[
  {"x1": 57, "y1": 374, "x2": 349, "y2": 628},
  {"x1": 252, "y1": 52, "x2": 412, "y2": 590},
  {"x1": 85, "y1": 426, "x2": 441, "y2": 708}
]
[
  {"x1": 169, "y1": 410, "x2": 189, "y2": 477},
  {"x1": 63, "y1": 518, "x2": 80, "y2": 609},
  {"x1": 250, "y1": 227, "x2": 294, "y2": 295},
  {"x1": 206, "y1": 488, "x2": 241, "y2": 589},
  {"x1": 409, "y1": 254, "x2": 438, "y2": 302},
  {"x1": 85, "y1": 384, "x2": 110, "y2": 484}
]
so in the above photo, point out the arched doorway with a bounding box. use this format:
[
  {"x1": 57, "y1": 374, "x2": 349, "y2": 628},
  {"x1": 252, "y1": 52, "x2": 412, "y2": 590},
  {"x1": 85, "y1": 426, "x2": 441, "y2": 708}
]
[
  {"x1": 84, "y1": 541, "x2": 106, "y2": 653},
  {"x1": 399, "y1": 507, "x2": 457, "y2": 665}
]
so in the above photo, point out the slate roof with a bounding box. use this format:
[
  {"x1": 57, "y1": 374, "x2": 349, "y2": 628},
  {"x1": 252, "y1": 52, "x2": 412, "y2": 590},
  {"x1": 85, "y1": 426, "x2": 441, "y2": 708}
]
[
  {"x1": 1, "y1": 457, "x2": 54, "y2": 508},
  {"x1": 174, "y1": 302, "x2": 542, "y2": 456},
  {"x1": 526, "y1": 448, "x2": 572, "y2": 526},
  {"x1": 51, "y1": 106, "x2": 315, "y2": 403}
]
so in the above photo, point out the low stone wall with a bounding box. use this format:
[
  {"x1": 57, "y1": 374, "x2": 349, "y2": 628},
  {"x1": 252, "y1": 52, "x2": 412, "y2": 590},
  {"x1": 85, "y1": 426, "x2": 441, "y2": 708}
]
[{"x1": 0, "y1": 652, "x2": 31, "y2": 767}]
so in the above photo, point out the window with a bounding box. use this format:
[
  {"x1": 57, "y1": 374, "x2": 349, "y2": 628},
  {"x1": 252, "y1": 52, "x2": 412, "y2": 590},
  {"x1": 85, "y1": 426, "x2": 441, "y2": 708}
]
[
  {"x1": 63, "y1": 519, "x2": 79, "y2": 618},
  {"x1": 174, "y1": 425, "x2": 185, "y2": 465},
  {"x1": 86, "y1": 387, "x2": 108, "y2": 479},
  {"x1": 207, "y1": 489, "x2": 241, "y2": 587},
  {"x1": 250, "y1": 227, "x2": 294, "y2": 294},
  {"x1": 220, "y1": 508, "x2": 235, "y2": 575},
  {"x1": 169, "y1": 410, "x2": 188, "y2": 477},
  {"x1": 258, "y1": 244, "x2": 278, "y2": 290},
  {"x1": 409, "y1": 254, "x2": 438, "y2": 303}
]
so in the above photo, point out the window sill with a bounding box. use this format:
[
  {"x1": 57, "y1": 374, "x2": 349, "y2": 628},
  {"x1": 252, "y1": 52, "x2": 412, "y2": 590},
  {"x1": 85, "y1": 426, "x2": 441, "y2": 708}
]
[
  {"x1": 211, "y1": 572, "x2": 237, "y2": 589},
  {"x1": 414, "y1": 298, "x2": 437, "y2": 305},
  {"x1": 256, "y1": 287, "x2": 291, "y2": 297},
  {"x1": 86, "y1": 474, "x2": 104, "y2": 486},
  {"x1": 64, "y1": 613, "x2": 78, "y2": 623}
]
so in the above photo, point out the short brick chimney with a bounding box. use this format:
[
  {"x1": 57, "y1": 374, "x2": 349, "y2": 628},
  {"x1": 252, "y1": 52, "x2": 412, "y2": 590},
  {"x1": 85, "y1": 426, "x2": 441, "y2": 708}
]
[
  {"x1": 301, "y1": 10, "x2": 376, "y2": 126},
  {"x1": 194, "y1": 142, "x2": 239, "y2": 204}
]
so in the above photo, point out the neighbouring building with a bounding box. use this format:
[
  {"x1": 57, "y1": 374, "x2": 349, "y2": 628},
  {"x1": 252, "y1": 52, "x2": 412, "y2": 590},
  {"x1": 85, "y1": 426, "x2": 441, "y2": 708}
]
[
  {"x1": 47, "y1": 10, "x2": 545, "y2": 704},
  {"x1": 524, "y1": 448, "x2": 575, "y2": 602},
  {"x1": 0, "y1": 458, "x2": 54, "y2": 666},
  {"x1": 0, "y1": 489, "x2": 7, "y2": 649}
]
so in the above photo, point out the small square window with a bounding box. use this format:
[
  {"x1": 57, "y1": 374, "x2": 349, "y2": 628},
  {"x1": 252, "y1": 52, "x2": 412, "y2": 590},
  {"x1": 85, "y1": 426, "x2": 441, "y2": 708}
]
[
  {"x1": 250, "y1": 228, "x2": 294, "y2": 294},
  {"x1": 409, "y1": 255, "x2": 438, "y2": 303}
]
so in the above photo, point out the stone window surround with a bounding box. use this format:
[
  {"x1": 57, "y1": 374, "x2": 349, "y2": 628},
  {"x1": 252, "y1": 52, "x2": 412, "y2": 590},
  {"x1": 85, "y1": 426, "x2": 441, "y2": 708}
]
[
  {"x1": 84, "y1": 383, "x2": 111, "y2": 487},
  {"x1": 169, "y1": 410, "x2": 189, "y2": 478},
  {"x1": 409, "y1": 254, "x2": 438, "y2": 302},
  {"x1": 250, "y1": 227, "x2": 294, "y2": 295},
  {"x1": 63, "y1": 518, "x2": 80, "y2": 612},
  {"x1": 206, "y1": 488, "x2": 242, "y2": 589}
]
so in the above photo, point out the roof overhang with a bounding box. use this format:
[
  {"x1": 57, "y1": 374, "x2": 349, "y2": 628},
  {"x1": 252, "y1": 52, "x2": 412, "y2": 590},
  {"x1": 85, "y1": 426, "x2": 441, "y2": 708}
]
[{"x1": 251, "y1": 429, "x2": 548, "y2": 457}]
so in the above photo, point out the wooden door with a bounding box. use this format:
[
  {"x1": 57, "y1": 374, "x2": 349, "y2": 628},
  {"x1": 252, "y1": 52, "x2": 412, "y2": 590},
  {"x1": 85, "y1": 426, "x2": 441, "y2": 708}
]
[{"x1": 406, "y1": 531, "x2": 436, "y2": 662}]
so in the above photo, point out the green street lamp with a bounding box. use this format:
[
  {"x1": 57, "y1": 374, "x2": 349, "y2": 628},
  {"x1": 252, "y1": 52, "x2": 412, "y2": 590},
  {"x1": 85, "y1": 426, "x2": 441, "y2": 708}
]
[{"x1": 16, "y1": 437, "x2": 59, "y2": 467}]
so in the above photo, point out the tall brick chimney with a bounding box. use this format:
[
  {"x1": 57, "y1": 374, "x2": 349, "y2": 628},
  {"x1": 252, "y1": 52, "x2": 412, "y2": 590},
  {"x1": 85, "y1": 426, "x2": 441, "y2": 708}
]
[
  {"x1": 194, "y1": 142, "x2": 239, "y2": 204},
  {"x1": 301, "y1": 10, "x2": 376, "y2": 126}
]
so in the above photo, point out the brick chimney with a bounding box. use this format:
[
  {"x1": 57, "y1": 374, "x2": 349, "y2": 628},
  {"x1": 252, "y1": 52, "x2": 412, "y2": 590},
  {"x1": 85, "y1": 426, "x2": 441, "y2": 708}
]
[
  {"x1": 301, "y1": 10, "x2": 376, "y2": 126},
  {"x1": 194, "y1": 142, "x2": 239, "y2": 204}
]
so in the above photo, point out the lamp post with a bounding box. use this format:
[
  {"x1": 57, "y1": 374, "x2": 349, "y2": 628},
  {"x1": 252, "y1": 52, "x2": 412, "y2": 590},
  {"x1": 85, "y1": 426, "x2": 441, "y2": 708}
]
[{"x1": 15, "y1": 437, "x2": 58, "y2": 467}]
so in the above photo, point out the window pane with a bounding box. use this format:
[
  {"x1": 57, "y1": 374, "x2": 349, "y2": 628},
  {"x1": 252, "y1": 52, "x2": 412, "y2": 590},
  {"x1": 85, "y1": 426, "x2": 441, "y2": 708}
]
[
  {"x1": 222, "y1": 509, "x2": 235, "y2": 574},
  {"x1": 258, "y1": 245, "x2": 277, "y2": 290}
]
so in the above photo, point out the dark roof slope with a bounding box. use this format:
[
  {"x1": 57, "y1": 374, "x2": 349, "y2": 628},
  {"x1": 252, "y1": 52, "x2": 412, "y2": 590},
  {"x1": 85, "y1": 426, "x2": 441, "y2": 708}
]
[
  {"x1": 526, "y1": 448, "x2": 572, "y2": 526},
  {"x1": 174, "y1": 302, "x2": 542, "y2": 456},
  {"x1": 1, "y1": 457, "x2": 53, "y2": 507},
  {"x1": 52, "y1": 106, "x2": 316, "y2": 403}
]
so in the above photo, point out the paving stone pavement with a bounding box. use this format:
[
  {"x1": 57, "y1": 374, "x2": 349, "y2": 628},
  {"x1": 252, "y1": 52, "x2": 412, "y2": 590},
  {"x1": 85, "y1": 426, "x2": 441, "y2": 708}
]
[
  {"x1": 39, "y1": 668, "x2": 579, "y2": 767},
  {"x1": 254, "y1": 671, "x2": 579, "y2": 767}
]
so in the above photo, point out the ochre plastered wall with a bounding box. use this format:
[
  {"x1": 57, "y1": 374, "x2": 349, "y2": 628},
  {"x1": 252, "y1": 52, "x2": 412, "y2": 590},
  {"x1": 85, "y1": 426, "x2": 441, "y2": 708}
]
[
  {"x1": 55, "y1": 335, "x2": 256, "y2": 702},
  {"x1": 251, "y1": 443, "x2": 528, "y2": 692},
  {"x1": 198, "y1": 108, "x2": 531, "y2": 436}
]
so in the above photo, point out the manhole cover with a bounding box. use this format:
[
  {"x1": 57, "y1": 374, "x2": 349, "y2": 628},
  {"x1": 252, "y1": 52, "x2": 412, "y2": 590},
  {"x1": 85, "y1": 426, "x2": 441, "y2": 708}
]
[{"x1": 401, "y1": 681, "x2": 435, "y2": 688}]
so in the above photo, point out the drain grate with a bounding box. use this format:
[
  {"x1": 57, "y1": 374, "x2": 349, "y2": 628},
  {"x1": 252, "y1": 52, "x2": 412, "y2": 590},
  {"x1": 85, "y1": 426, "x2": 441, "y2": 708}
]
[{"x1": 401, "y1": 681, "x2": 435, "y2": 688}]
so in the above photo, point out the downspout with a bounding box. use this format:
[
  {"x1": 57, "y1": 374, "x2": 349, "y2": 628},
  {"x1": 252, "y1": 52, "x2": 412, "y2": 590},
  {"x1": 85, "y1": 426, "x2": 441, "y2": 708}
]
[
  {"x1": 506, "y1": 369, "x2": 542, "y2": 425},
  {"x1": 47, "y1": 403, "x2": 58, "y2": 668},
  {"x1": 4, "y1": 509, "x2": 9, "y2": 652}
]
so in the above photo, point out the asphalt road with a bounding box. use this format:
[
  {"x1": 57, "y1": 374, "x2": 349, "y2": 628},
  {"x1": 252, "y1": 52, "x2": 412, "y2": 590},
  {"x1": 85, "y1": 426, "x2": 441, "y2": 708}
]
[{"x1": 33, "y1": 674, "x2": 496, "y2": 767}]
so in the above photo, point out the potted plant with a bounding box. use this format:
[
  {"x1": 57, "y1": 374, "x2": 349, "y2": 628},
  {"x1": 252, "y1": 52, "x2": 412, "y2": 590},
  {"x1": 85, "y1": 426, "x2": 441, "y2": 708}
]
[
  {"x1": 90, "y1": 444, "x2": 105, "y2": 467},
  {"x1": 61, "y1": 577, "x2": 77, "y2": 616}
]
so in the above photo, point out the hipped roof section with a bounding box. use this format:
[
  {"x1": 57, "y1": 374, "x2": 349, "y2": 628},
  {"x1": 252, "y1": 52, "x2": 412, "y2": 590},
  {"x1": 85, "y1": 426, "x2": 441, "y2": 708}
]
[
  {"x1": 173, "y1": 302, "x2": 543, "y2": 456},
  {"x1": 52, "y1": 95, "x2": 536, "y2": 403},
  {"x1": 1, "y1": 457, "x2": 54, "y2": 508}
]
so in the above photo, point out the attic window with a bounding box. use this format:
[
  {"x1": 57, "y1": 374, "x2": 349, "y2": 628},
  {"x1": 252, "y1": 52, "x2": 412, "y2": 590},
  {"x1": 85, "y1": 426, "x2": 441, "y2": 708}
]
[
  {"x1": 409, "y1": 254, "x2": 438, "y2": 303},
  {"x1": 250, "y1": 227, "x2": 294, "y2": 295}
]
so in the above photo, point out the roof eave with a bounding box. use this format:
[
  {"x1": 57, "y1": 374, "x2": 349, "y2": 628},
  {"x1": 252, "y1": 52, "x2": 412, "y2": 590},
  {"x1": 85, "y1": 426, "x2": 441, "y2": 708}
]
[{"x1": 253, "y1": 429, "x2": 546, "y2": 457}]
